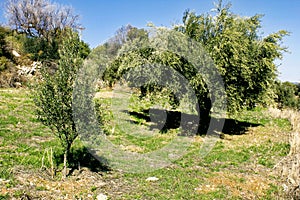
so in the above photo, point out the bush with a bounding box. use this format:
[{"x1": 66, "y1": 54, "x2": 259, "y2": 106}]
[
  {"x1": 275, "y1": 81, "x2": 299, "y2": 110},
  {"x1": 94, "y1": 98, "x2": 114, "y2": 135},
  {"x1": 0, "y1": 56, "x2": 10, "y2": 72}
]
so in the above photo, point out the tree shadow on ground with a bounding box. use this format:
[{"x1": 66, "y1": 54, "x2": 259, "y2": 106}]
[
  {"x1": 54, "y1": 146, "x2": 110, "y2": 175},
  {"x1": 127, "y1": 109, "x2": 198, "y2": 134},
  {"x1": 127, "y1": 109, "x2": 261, "y2": 135},
  {"x1": 128, "y1": 110, "x2": 151, "y2": 122},
  {"x1": 221, "y1": 118, "x2": 260, "y2": 135}
]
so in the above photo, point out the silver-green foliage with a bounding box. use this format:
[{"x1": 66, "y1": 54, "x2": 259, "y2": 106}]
[
  {"x1": 176, "y1": 1, "x2": 288, "y2": 112},
  {"x1": 34, "y1": 30, "x2": 83, "y2": 167}
]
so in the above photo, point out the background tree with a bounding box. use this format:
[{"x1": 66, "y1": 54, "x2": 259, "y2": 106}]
[
  {"x1": 0, "y1": 26, "x2": 34, "y2": 87},
  {"x1": 5, "y1": 0, "x2": 81, "y2": 39},
  {"x1": 92, "y1": 25, "x2": 148, "y2": 88},
  {"x1": 34, "y1": 29, "x2": 82, "y2": 178},
  {"x1": 5, "y1": 0, "x2": 84, "y2": 61},
  {"x1": 275, "y1": 81, "x2": 299, "y2": 110},
  {"x1": 0, "y1": 26, "x2": 14, "y2": 71},
  {"x1": 91, "y1": 24, "x2": 148, "y2": 62},
  {"x1": 175, "y1": 0, "x2": 288, "y2": 113},
  {"x1": 0, "y1": 26, "x2": 28, "y2": 65}
]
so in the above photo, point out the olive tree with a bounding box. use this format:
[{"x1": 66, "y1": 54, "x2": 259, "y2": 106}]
[
  {"x1": 102, "y1": 32, "x2": 213, "y2": 134},
  {"x1": 102, "y1": 1, "x2": 288, "y2": 135},
  {"x1": 176, "y1": 1, "x2": 288, "y2": 113},
  {"x1": 34, "y1": 30, "x2": 82, "y2": 178}
]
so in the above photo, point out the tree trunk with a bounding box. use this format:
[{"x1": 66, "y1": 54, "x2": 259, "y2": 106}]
[
  {"x1": 198, "y1": 108, "x2": 211, "y2": 135},
  {"x1": 197, "y1": 97, "x2": 212, "y2": 135},
  {"x1": 63, "y1": 149, "x2": 68, "y2": 179}
]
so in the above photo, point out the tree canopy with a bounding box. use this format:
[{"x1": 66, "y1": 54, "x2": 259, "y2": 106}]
[
  {"x1": 176, "y1": 1, "x2": 288, "y2": 112},
  {"x1": 275, "y1": 81, "x2": 300, "y2": 110},
  {"x1": 5, "y1": 0, "x2": 82, "y2": 39}
]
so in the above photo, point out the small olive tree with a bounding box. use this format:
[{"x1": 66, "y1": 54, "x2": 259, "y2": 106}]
[{"x1": 34, "y1": 29, "x2": 82, "y2": 178}]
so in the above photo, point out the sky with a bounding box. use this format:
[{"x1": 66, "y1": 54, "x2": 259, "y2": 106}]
[{"x1": 0, "y1": 0, "x2": 299, "y2": 82}]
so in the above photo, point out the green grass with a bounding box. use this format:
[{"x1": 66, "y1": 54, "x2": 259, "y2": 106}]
[
  {"x1": 0, "y1": 89, "x2": 60, "y2": 179},
  {"x1": 0, "y1": 88, "x2": 293, "y2": 199},
  {"x1": 93, "y1": 89, "x2": 290, "y2": 199},
  {"x1": 248, "y1": 141, "x2": 290, "y2": 168},
  {"x1": 94, "y1": 92, "x2": 181, "y2": 153},
  {"x1": 231, "y1": 106, "x2": 292, "y2": 131}
]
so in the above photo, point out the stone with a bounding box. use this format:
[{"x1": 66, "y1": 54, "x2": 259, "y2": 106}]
[
  {"x1": 146, "y1": 177, "x2": 159, "y2": 182},
  {"x1": 97, "y1": 193, "x2": 108, "y2": 200},
  {"x1": 12, "y1": 50, "x2": 20, "y2": 57}
]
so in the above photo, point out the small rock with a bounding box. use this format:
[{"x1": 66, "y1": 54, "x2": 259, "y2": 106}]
[
  {"x1": 282, "y1": 183, "x2": 288, "y2": 191},
  {"x1": 15, "y1": 82, "x2": 22, "y2": 88},
  {"x1": 220, "y1": 133, "x2": 225, "y2": 139},
  {"x1": 146, "y1": 177, "x2": 159, "y2": 182},
  {"x1": 97, "y1": 193, "x2": 108, "y2": 200},
  {"x1": 12, "y1": 50, "x2": 20, "y2": 57},
  {"x1": 0, "y1": 178, "x2": 10, "y2": 184}
]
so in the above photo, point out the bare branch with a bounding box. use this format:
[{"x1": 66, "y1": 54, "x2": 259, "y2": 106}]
[{"x1": 5, "y1": 0, "x2": 82, "y2": 39}]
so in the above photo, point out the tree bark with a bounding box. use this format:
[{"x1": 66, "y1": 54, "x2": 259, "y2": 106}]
[
  {"x1": 63, "y1": 149, "x2": 68, "y2": 179},
  {"x1": 197, "y1": 97, "x2": 212, "y2": 135}
]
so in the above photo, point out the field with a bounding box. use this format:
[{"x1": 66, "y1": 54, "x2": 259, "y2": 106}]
[{"x1": 0, "y1": 88, "x2": 295, "y2": 199}]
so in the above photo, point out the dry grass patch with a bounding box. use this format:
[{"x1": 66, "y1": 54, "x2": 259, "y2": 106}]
[
  {"x1": 269, "y1": 108, "x2": 300, "y2": 199},
  {"x1": 1, "y1": 167, "x2": 107, "y2": 199},
  {"x1": 196, "y1": 171, "x2": 273, "y2": 199}
]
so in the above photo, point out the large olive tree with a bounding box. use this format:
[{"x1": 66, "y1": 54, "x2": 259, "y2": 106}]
[
  {"x1": 176, "y1": 1, "x2": 288, "y2": 113},
  {"x1": 102, "y1": 32, "x2": 213, "y2": 134},
  {"x1": 102, "y1": 1, "x2": 288, "y2": 134}
]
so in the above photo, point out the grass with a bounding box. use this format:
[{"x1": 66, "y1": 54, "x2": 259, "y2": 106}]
[
  {"x1": 0, "y1": 88, "x2": 293, "y2": 199},
  {"x1": 0, "y1": 89, "x2": 63, "y2": 183},
  {"x1": 93, "y1": 88, "x2": 291, "y2": 199},
  {"x1": 94, "y1": 90, "x2": 182, "y2": 153}
]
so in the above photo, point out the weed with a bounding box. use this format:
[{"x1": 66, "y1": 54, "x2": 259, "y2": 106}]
[
  {"x1": 36, "y1": 186, "x2": 47, "y2": 191},
  {"x1": 90, "y1": 186, "x2": 97, "y2": 192}
]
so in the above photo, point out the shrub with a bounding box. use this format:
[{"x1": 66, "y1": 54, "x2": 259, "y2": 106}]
[{"x1": 275, "y1": 81, "x2": 299, "y2": 110}]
